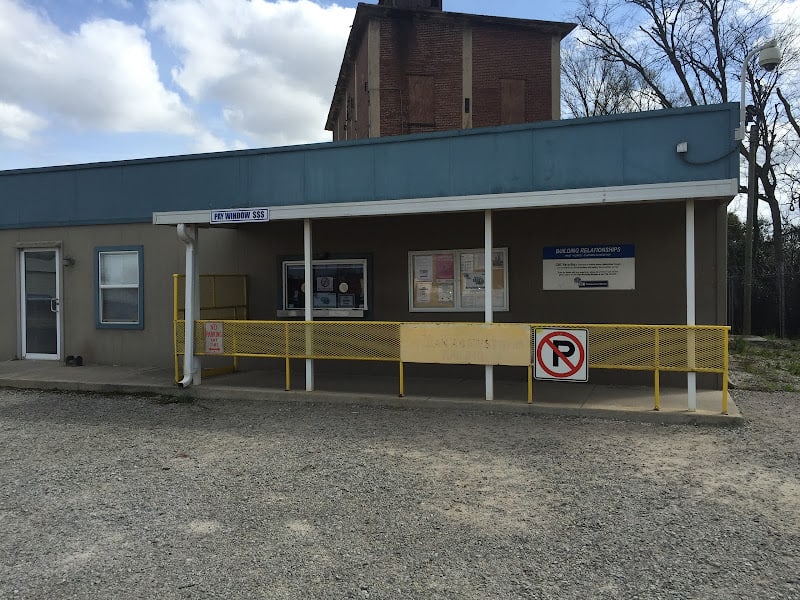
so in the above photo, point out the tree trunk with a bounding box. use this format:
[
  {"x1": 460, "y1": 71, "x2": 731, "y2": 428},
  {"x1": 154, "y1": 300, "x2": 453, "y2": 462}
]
[{"x1": 767, "y1": 198, "x2": 787, "y2": 337}]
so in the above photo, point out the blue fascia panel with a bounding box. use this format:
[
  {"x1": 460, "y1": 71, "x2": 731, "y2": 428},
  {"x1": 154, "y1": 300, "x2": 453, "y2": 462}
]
[
  {"x1": 0, "y1": 103, "x2": 739, "y2": 229},
  {"x1": 532, "y1": 121, "x2": 625, "y2": 191},
  {"x1": 304, "y1": 144, "x2": 376, "y2": 204},
  {"x1": 247, "y1": 151, "x2": 306, "y2": 206},
  {"x1": 448, "y1": 129, "x2": 535, "y2": 196},
  {"x1": 373, "y1": 138, "x2": 452, "y2": 201}
]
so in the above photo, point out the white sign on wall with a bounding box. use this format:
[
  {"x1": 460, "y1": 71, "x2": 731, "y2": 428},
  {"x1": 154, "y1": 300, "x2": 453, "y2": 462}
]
[
  {"x1": 534, "y1": 328, "x2": 588, "y2": 382},
  {"x1": 211, "y1": 207, "x2": 269, "y2": 224},
  {"x1": 543, "y1": 244, "x2": 635, "y2": 290}
]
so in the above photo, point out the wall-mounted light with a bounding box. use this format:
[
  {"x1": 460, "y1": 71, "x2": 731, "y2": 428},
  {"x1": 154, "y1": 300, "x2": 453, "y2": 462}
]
[{"x1": 63, "y1": 256, "x2": 75, "y2": 267}]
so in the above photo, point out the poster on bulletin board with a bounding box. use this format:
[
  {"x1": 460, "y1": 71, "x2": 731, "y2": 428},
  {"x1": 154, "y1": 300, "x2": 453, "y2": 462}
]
[{"x1": 409, "y1": 248, "x2": 508, "y2": 312}]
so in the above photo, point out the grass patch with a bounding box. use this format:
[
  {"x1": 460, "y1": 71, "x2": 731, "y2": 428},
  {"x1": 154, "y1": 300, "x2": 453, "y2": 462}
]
[
  {"x1": 730, "y1": 335, "x2": 749, "y2": 355},
  {"x1": 729, "y1": 336, "x2": 800, "y2": 391}
]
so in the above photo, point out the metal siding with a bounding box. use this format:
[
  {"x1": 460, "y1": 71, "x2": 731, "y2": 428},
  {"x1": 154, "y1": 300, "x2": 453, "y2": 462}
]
[
  {"x1": 374, "y1": 138, "x2": 451, "y2": 200},
  {"x1": 248, "y1": 151, "x2": 306, "y2": 205},
  {"x1": 532, "y1": 122, "x2": 624, "y2": 191},
  {"x1": 449, "y1": 130, "x2": 534, "y2": 196},
  {"x1": 162, "y1": 158, "x2": 243, "y2": 211},
  {"x1": 120, "y1": 158, "x2": 243, "y2": 216},
  {"x1": 13, "y1": 170, "x2": 76, "y2": 227},
  {"x1": 0, "y1": 104, "x2": 740, "y2": 229},
  {"x1": 305, "y1": 145, "x2": 375, "y2": 204},
  {"x1": 74, "y1": 167, "x2": 126, "y2": 222}
]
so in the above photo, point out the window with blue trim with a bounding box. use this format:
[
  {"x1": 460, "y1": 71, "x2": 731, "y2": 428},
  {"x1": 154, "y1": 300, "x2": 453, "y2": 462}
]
[{"x1": 95, "y1": 246, "x2": 143, "y2": 329}]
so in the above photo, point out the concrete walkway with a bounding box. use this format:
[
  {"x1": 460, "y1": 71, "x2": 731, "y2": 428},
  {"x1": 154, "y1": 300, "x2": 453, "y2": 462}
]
[{"x1": 0, "y1": 359, "x2": 742, "y2": 426}]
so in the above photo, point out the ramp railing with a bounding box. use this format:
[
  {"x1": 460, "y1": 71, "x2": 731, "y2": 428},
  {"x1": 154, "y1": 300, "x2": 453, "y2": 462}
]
[{"x1": 173, "y1": 317, "x2": 730, "y2": 413}]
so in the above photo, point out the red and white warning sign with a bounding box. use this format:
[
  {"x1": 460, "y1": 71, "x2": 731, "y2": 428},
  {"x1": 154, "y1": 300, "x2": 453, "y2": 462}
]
[
  {"x1": 204, "y1": 322, "x2": 224, "y2": 354},
  {"x1": 534, "y1": 328, "x2": 588, "y2": 382}
]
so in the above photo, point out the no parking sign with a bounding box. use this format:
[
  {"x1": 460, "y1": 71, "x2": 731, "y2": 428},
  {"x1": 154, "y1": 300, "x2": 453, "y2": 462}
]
[{"x1": 534, "y1": 328, "x2": 589, "y2": 382}]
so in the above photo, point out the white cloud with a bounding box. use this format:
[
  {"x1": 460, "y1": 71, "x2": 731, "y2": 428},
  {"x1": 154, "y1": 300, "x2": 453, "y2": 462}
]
[
  {"x1": 0, "y1": 102, "x2": 47, "y2": 142},
  {"x1": 148, "y1": 0, "x2": 354, "y2": 146},
  {"x1": 0, "y1": 0, "x2": 356, "y2": 162},
  {"x1": 0, "y1": 0, "x2": 195, "y2": 134}
]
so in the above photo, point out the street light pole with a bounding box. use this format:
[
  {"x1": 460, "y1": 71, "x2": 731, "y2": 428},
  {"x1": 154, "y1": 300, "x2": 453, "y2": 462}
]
[
  {"x1": 736, "y1": 40, "x2": 781, "y2": 336},
  {"x1": 743, "y1": 120, "x2": 758, "y2": 335}
]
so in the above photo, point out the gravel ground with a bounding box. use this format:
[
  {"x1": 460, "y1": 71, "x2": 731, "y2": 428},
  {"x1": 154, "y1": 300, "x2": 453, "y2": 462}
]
[{"x1": 1, "y1": 388, "x2": 798, "y2": 600}]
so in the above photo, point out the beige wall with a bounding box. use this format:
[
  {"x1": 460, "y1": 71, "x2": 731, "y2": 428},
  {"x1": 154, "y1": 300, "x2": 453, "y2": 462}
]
[{"x1": 3, "y1": 223, "x2": 241, "y2": 366}]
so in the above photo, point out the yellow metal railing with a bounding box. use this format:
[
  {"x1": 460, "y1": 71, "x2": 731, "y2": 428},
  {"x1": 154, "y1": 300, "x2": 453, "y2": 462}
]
[
  {"x1": 529, "y1": 324, "x2": 729, "y2": 413},
  {"x1": 173, "y1": 318, "x2": 730, "y2": 413},
  {"x1": 173, "y1": 274, "x2": 248, "y2": 382}
]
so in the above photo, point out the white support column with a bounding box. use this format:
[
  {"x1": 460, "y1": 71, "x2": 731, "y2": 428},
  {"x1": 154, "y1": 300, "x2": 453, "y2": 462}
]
[
  {"x1": 304, "y1": 218, "x2": 314, "y2": 391},
  {"x1": 686, "y1": 200, "x2": 697, "y2": 411},
  {"x1": 485, "y1": 210, "x2": 494, "y2": 401},
  {"x1": 191, "y1": 227, "x2": 201, "y2": 386}
]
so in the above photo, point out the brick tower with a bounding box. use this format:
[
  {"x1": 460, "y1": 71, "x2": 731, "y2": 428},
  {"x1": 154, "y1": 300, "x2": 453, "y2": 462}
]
[{"x1": 326, "y1": 2, "x2": 575, "y2": 141}]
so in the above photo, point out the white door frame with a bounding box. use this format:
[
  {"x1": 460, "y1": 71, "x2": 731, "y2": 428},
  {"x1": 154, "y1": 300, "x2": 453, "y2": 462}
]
[{"x1": 19, "y1": 247, "x2": 63, "y2": 360}]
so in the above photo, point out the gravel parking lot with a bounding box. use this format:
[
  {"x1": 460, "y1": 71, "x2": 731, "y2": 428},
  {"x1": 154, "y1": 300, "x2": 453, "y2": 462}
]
[{"x1": 1, "y1": 388, "x2": 798, "y2": 599}]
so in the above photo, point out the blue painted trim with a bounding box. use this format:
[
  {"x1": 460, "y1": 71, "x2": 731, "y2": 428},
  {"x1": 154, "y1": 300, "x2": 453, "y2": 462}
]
[
  {"x1": 3, "y1": 217, "x2": 152, "y2": 231},
  {"x1": 94, "y1": 245, "x2": 144, "y2": 330}
]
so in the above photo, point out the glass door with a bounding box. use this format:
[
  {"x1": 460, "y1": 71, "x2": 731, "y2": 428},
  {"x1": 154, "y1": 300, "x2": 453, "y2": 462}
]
[{"x1": 20, "y1": 248, "x2": 61, "y2": 359}]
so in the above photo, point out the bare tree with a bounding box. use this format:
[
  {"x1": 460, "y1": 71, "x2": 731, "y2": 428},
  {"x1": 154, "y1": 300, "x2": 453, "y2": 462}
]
[
  {"x1": 777, "y1": 86, "x2": 800, "y2": 214},
  {"x1": 565, "y1": 0, "x2": 797, "y2": 336},
  {"x1": 561, "y1": 43, "x2": 661, "y2": 116}
]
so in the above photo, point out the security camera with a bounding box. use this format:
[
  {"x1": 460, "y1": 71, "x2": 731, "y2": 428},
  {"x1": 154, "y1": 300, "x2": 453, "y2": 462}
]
[{"x1": 758, "y1": 44, "x2": 782, "y2": 72}]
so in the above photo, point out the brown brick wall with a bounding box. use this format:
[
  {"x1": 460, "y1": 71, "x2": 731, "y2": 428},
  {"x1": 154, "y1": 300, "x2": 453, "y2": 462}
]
[
  {"x1": 353, "y1": 31, "x2": 371, "y2": 139},
  {"x1": 333, "y1": 14, "x2": 558, "y2": 140},
  {"x1": 379, "y1": 12, "x2": 463, "y2": 136},
  {"x1": 472, "y1": 26, "x2": 553, "y2": 128},
  {"x1": 333, "y1": 32, "x2": 371, "y2": 141}
]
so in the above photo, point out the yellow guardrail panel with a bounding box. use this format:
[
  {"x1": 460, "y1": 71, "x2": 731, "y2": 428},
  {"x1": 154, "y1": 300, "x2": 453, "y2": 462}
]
[
  {"x1": 173, "y1": 274, "x2": 248, "y2": 381},
  {"x1": 182, "y1": 320, "x2": 401, "y2": 362},
  {"x1": 284, "y1": 321, "x2": 400, "y2": 361},
  {"x1": 175, "y1": 274, "x2": 248, "y2": 318},
  {"x1": 529, "y1": 324, "x2": 728, "y2": 373},
  {"x1": 401, "y1": 323, "x2": 531, "y2": 366}
]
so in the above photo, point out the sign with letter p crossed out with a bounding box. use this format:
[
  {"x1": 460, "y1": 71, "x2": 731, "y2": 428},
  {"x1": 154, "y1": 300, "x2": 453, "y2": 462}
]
[{"x1": 534, "y1": 328, "x2": 589, "y2": 382}]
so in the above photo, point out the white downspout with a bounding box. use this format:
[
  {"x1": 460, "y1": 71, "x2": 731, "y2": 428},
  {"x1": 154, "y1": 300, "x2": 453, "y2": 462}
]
[{"x1": 177, "y1": 224, "x2": 201, "y2": 388}]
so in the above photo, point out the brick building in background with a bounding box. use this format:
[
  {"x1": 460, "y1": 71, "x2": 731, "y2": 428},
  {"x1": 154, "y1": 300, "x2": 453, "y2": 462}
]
[{"x1": 325, "y1": 0, "x2": 576, "y2": 140}]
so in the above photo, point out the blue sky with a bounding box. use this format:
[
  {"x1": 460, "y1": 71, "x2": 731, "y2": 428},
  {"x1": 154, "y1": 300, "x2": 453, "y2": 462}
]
[{"x1": 0, "y1": 0, "x2": 578, "y2": 170}]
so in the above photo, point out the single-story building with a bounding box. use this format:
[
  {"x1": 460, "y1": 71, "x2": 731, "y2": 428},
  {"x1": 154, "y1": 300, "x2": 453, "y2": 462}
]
[{"x1": 0, "y1": 102, "x2": 738, "y2": 404}]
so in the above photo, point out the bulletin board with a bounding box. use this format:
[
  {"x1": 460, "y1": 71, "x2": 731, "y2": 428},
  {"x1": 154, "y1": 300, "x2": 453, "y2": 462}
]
[{"x1": 408, "y1": 248, "x2": 508, "y2": 312}]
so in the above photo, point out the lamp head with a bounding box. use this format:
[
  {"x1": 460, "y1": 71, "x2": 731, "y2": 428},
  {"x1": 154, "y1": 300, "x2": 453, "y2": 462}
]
[{"x1": 758, "y1": 41, "x2": 782, "y2": 72}]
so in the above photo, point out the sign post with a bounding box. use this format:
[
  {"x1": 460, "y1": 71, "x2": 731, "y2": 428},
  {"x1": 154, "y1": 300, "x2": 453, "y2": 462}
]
[{"x1": 534, "y1": 328, "x2": 588, "y2": 382}]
